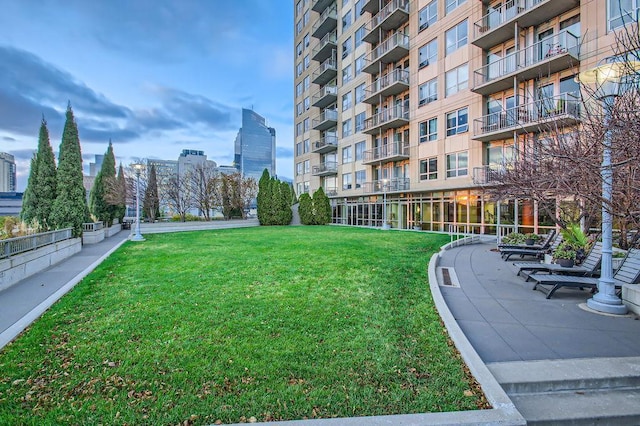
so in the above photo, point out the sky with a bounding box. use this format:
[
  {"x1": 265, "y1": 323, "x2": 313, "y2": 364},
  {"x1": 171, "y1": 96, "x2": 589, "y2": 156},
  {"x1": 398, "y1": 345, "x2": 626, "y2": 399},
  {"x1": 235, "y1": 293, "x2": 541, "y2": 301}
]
[{"x1": 0, "y1": 0, "x2": 294, "y2": 191}]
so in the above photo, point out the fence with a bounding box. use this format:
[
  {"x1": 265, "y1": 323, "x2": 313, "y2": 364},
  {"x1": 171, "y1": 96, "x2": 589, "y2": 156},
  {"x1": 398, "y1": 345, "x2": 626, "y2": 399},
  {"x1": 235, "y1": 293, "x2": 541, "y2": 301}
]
[{"x1": 0, "y1": 228, "x2": 73, "y2": 259}]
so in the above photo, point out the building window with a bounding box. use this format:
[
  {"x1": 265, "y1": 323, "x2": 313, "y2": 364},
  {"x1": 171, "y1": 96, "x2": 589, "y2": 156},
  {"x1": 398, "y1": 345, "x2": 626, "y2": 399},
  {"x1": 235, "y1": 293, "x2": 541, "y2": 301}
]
[
  {"x1": 355, "y1": 141, "x2": 365, "y2": 161},
  {"x1": 303, "y1": 9, "x2": 310, "y2": 27},
  {"x1": 304, "y1": 54, "x2": 310, "y2": 69},
  {"x1": 342, "y1": 9, "x2": 352, "y2": 31},
  {"x1": 419, "y1": 118, "x2": 437, "y2": 143},
  {"x1": 296, "y1": 19, "x2": 303, "y2": 34},
  {"x1": 296, "y1": 82, "x2": 303, "y2": 98},
  {"x1": 342, "y1": 36, "x2": 352, "y2": 59},
  {"x1": 355, "y1": 112, "x2": 365, "y2": 132},
  {"x1": 296, "y1": 62, "x2": 303, "y2": 76},
  {"x1": 296, "y1": 122, "x2": 303, "y2": 136},
  {"x1": 297, "y1": 42, "x2": 302, "y2": 56},
  {"x1": 418, "y1": 78, "x2": 437, "y2": 106},
  {"x1": 355, "y1": 83, "x2": 366, "y2": 103},
  {"x1": 342, "y1": 92, "x2": 352, "y2": 111},
  {"x1": 342, "y1": 146, "x2": 353, "y2": 163},
  {"x1": 355, "y1": 25, "x2": 366, "y2": 48},
  {"x1": 355, "y1": 0, "x2": 364, "y2": 17},
  {"x1": 608, "y1": 0, "x2": 639, "y2": 30},
  {"x1": 296, "y1": 162, "x2": 303, "y2": 175},
  {"x1": 304, "y1": 138, "x2": 310, "y2": 153},
  {"x1": 303, "y1": 76, "x2": 310, "y2": 92},
  {"x1": 304, "y1": 159, "x2": 310, "y2": 174},
  {"x1": 445, "y1": 0, "x2": 466, "y2": 14},
  {"x1": 296, "y1": 142, "x2": 303, "y2": 156},
  {"x1": 296, "y1": 102, "x2": 303, "y2": 116},
  {"x1": 355, "y1": 170, "x2": 366, "y2": 188},
  {"x1": 303, "y1": 117, "x2": 310, "y2": 132},
  {"x1": 304, "y1": 96, "x2": 310, "y2": 110},
  {"x1": 446, "y1": 151, "x2": 468, "y2": 177},
  {"x1": 445, "y1": 63, "x2": 468, "y2": 96},
  {"x1": 419, "y1": 1, "x2": 438, "y2": 31},
  {"x1": 446, "y1": 107, "x2": 468, "y2": 136},
  {"x1": 355, "y1": 54, "x2": 366, "y2": 75},
  {"x1": 296, "y1": 0, "x2": 303, "y2": 17},
  {"x1": 304, "y1": 33, "x2": 310, "y2": 49},
  {"x1": 445, "y1": 20, "x2": 468, "y2": 55},
  {"x1": 304, "y1": 181, "x2": 310, "y2": 193},
  {"x1": 343, "y1": 64, "x2": 353, "y2": 84},
  {"x1": 342, "y1": 173, "x2": 352, "y2": 190},
  {"x1": 342, "y1": 119, "x2": 353, "y2": 137},
  {"x1": 420, "y1": 157, "x2": 438, "y2": 180},
  {"x1": 418, "y1": 39, "x2": 437, "y2": 68}
]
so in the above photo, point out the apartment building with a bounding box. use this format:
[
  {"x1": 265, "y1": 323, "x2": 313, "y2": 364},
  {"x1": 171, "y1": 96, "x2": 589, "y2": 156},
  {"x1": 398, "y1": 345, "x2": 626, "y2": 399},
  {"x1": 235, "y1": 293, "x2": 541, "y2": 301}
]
[{"x1": 294, "y1": 0, "x2": 626, "y2": 233}]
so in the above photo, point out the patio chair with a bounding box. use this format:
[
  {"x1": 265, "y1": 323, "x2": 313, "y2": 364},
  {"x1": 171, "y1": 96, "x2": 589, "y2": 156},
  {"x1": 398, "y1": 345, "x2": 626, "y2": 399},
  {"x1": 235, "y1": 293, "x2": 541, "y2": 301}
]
[
  {"x1": 528, "y1": 248, "x2": 640, "y2": 299},
  {"x1": 514, "y1": 242, "x2": 602, "y2": 279},
  {"x1": 498, "y1": 229, "x2": 556, "y2": 250},
  {"x1": 500, "y1": 234, "x2": 563, "y2": 261}
]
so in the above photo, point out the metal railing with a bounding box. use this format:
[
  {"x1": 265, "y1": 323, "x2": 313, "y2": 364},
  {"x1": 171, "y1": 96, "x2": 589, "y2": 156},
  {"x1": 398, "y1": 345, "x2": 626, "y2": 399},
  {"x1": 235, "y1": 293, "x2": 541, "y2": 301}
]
[
  {"x1": 0, "y1": 228, "x2": 73, "y2": 259},
  {"x1": 363, "y1": 178, "x2": 410, "y2": 193},
  {"x1": 473, "y1": 92, "x2": 581, "y2": 136},
  {"x1": 368, "y1": 0, "x2": 410, "y2": 31},
  {"x1": 473, "y1": 0, "x2": 543, "y2": 39},
  {"x1": 474, "y1": 30, "x2": 579, "y2": 87},
  {"x1": 367, "y1": 32, "x2": 410, "y2": 63},
  {"x1": 364, "y1": 68, "x2": 410, "y2": 98},
  {"x1": 82, "y1": 222, "x2": 104, "y2": 232},
  {"x1": 363, "y1": 103, "x2": 409, "y2": 131},
  {"x1": 312, "y1": 58, "x2": 337, "y2": 79},
  {"x1": 312, "y1": 108, "x2": 338, "y2": 127},
  {"x1": 325, "y1": 187, "x2": 338, "y2": 197},
  {"x1": 363, "y1": 141, "x2": 410, "y2": 163},
  {"x1": 312, "y1": 3, "x2": 337, "y2": 34},
  {"x1": 312, "y1": 85, "x2": 337, "y2": 102},
  {"x1": 312, "y1": 31, "x2": 338, "y2": 57},
  {"x1": 312, "y1": 161, "x2": 338, "y2": 175},
  {"x1": 472, "y1": 165, "x2": 508, "y2": 185},
  {"x1": 312, "y1": 135, "x2": 339, "y2": 152}
]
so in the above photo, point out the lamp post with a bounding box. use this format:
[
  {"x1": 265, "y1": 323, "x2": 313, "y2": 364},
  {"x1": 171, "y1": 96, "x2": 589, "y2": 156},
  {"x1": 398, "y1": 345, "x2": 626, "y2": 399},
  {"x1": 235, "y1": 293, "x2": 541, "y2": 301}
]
[
  {"x1": 381, "y1": 178, "x2": 390, "y2": 230},
  {"x1": 578, "y1": 58, "x2": 640, "y2": 314},
  {"x1": 131, "y1": 163, "x2": 145, "y2": 242}
]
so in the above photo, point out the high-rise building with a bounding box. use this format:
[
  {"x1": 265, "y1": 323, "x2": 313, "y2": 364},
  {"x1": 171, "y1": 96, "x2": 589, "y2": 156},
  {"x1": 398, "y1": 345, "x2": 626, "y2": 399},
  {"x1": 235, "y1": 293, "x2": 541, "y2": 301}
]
[
  {"x1": 0, "y1": 152, "x2": 16, "y2": 192},
  {"x1": 295, "y1": 0, "x2": 619, "y2": 232},
  {"x1": 234, "y1": 108, "x2": 276, "y2": 180}
]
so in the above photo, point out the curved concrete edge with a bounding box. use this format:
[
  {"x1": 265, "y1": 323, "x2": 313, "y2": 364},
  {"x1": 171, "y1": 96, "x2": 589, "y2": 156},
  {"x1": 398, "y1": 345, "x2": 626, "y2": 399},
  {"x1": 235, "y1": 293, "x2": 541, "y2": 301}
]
[
  {"x1": 426, "y1": 237, "x2": 526, "y2": 425},
  {"x1": 0, "y1": 237, "x2": 129, "y2": 351}
]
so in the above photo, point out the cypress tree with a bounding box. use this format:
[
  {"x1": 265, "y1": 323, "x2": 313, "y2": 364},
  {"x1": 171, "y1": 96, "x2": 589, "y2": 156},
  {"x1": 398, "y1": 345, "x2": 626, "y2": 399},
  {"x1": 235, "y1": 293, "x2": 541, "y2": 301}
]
[
  {"x1": 312, "y1": 187, "x2": 332, "y2": 225},
  {"x1": 298, "y1": 193, "x2": 313, "y2": 225},
  {"x1": 89, "y1": 141, "x2": 117, "y2": 225},
  {"x1": 257, "y1": 169, "x2": 271, "y2": 225},
  {"x1": 278, "y1": 180, "x2": 293, "y2": 225},
  {"x1": 115, "y1": 164, "x2": 127, "y2": 223},
  {"x1": 50, "y1": 103, "x2": 89, "y2": 237},
  {"x1": 20, "y1": 154, "x2": 38, "y2": 224},
  {"x1": 34, "y1": 118, "x2": 57, "y2": 229},
  {"x1": 143, "y1": 164, "x2": 160, "y2": 221}
]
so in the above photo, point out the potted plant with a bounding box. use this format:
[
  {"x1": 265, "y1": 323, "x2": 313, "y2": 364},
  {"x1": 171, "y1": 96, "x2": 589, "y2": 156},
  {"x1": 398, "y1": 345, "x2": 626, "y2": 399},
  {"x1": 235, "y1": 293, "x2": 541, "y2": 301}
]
[
  {"x1": 501, "y1": 232, "x2": 526, "y2": 245},
  {"x1": 524, "y1": 233, "x2": 540, "y2": 246},
  {"x1": 554, "y1": 243, "x2": 577, "y2": 268}
]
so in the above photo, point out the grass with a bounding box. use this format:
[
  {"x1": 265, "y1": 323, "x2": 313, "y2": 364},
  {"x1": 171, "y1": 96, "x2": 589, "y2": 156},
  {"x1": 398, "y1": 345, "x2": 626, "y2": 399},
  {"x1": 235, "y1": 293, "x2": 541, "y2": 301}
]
[{"x1": 0, "y1": 226, "x2": 488, "y2": 425}]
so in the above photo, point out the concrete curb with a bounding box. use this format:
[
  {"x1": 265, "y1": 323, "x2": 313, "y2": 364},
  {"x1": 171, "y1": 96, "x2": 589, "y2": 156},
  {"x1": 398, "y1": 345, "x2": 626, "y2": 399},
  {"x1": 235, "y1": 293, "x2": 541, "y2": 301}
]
[{"x1": 0, "y1": 236, "x2": 129, "y2": 350}]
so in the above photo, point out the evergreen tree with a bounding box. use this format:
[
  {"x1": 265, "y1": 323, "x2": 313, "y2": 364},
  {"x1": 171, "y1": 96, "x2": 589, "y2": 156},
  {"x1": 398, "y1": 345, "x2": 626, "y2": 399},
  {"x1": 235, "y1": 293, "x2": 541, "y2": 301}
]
[
  {"x1": 34, "y1": 118, "x2": 57, "y2": 229},
  {"x1": 257, "y1": 169, "x2": 271, "y2": 225},
  {"x1": 312, "y1": 187, "x2": 332, "y2": 225},
  {"x1": 298, "y1": 193, "x2": 313, "y2": 225},
  {"x1": 277, "y1": 180, "x2": 293, "y2": 225},
  {"x1": 50, "y1": 103, "x2": 89, "y2": 237},
  {"x1": 143, "y1": 164, "x2": 160, "y2": 221},
  {"x1": 20, "y1": 154, "x2": 38, "y2": 224},
  {"x1": 89, "y1": 141, "x2": 117, "y2": 225},
  {"x1": 115, "y1": 164, "x2": 127, "y2": 223}
]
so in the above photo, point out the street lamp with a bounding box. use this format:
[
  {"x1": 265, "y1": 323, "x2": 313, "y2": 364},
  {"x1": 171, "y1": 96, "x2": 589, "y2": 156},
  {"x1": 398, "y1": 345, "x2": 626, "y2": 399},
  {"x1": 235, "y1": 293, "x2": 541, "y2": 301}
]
[
  {"x1": 381, "y1": 178, "x2": 390, "y2": 230},
  {"x1": 578, "y1": 57, "x2": 640, "y2": 314},
  {"x1": 131, "y1": 163, "x2": 145, "y2": 242}
]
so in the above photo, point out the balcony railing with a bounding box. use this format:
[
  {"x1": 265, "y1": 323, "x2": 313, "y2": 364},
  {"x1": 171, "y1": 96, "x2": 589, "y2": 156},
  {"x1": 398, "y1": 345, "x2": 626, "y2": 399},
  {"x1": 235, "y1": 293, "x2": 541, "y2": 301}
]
[
  {"x1": 312, "y1": 0, "x2": 334, "y2": 13},
  {"x1": 363, "y1": 0, "x2": 410, "y2": 44},
  {"x1": 312, "y1": 85, "x2": 338, "y2": 108},
  {"x1": 312, "y1": 4, "x2": 337, "y2": 39},
  {"x1": 362, "y1": 142, "x2": 410, "y2": 164},
  {"x1": 325, "y1": 187, "x2": 338, "y2": 197},
  {"x1": 363, "y1": 68, "x2": 410, "y2": 104},
  {"x1": 1, "y1": 228, "x2": 73, "y2": 259},
  {"x1": 312, "y1": 135, "x2": 339, "y2": 153},
  {"x1": 363, "y1": 103, "x2": 409, "y2": 134},
  {"x1": 472, "y1": 166, "x2": 507, "y2": 185},
  {"x1": 312, "y1": 108, "x2": 338, "y2": 131},
  {"x1": 363, "y1": 178, "x2": 410, "y2": 194},
  {"x1": 472, "y1": 30, "x2": 579, "y2": 95},
  {"x1": 472, "y1": 0, "x2": 579, "y2": 49},
  {"x1": 472, "y1": 93, "x2": 581, "y2": 142},
  {"x1": 362, "y1": 0, "x2": 381, "y2": 14},
  {"x1": 312, "y1": 161, "x2": 338, "y2": 176},
  {"x1": 312, "y1": 31, "x2": 338, "y2": 63},
  {"x1": 312, "y1": 57, "x2": 337, "y2": 85},
  {"x1": 363, "y1": 32, "x2": 410, "y2": 74}
]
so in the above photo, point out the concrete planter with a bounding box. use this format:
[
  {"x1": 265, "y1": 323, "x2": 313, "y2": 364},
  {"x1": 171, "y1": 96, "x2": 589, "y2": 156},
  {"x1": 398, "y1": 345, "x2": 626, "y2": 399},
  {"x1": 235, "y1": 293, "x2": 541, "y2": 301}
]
[
  {"x1": 106, "y1": 223, "x2": 122, "y2": 237},
  {"x1": 622, "y1": 284, "x2": 640, "y2": 315}
]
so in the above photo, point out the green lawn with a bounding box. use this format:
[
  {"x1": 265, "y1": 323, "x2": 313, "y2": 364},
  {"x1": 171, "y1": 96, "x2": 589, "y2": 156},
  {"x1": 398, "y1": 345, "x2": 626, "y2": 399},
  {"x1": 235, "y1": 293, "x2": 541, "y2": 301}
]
[{"x1": 0, "y1": 226, "x2": 488, "y2": 425}]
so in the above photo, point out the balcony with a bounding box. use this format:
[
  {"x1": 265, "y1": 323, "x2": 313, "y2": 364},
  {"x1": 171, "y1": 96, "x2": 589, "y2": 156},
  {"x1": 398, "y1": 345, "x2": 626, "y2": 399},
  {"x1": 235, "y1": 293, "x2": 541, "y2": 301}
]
[
  {"x1": 325, "y1": 187, "x2": 338, "y2": 197},
  {"x1": 363, "y1": 178, "x2": 410, "y2": 194},
  {"x1": 312, "y1": 0, "x2": 334, "y2": 13},
  {"x1": 472, "y1": 93, "x2": 581, "y2": 142},
  {"x1": 472, "y1": 0, "x2": 579, "y2": 50},
  {"x1": 312, "y1": 4, "x2": 337, "y2": 39},
  {"x1": 362, "y1": 142, "x2": 410, "y2": 165},
  {"x1": 362, "y1": 104, "x2": 409, "y2": 135},
  {"x1": 363, "y1": 68, "x2": 410, "y2": 104},
  {"x1": 312, "y1": 108, "x2": 338, "y2": 131},
  {"x1": 312, "y1": 58, "x2": 337, "y2": 85},
  {"x1": 312, "y1": 31, "x2": 337, "y2": 63},
  {"x1": 472, "y1": 166, "x2": 506, "y2": 185},
  {"x1": 312, "y1": 135, "x2": 338, "y2": 153},
  {"x1": 362, "y1": 0, "x2": 381, "y2": 15},
  {"x1": 363, "y1": 0, "x2": 410, "y2": 44},
  {"x1": 312, "y1": 85, "x2": 338, "y2": 108},
  {"x1": 363, "y1": 33, "x2": 410, "y2": 74},
  {"x1": 472, "y1": 30, "x2": 579, "y2": 96},
  {"x1": 312, "y1": 161, "x2": 338, "y2": 176}
]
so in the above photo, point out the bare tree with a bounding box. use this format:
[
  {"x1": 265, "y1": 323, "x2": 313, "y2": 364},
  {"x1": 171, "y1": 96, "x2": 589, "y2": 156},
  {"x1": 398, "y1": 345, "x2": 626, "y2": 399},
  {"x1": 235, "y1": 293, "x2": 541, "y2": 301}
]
[
  {"x1": 189, "y1": 162, "x2": 221, "y2": 220},
  {"x1": 164, "y1": 173, "x2": 194, "y2": 222}
]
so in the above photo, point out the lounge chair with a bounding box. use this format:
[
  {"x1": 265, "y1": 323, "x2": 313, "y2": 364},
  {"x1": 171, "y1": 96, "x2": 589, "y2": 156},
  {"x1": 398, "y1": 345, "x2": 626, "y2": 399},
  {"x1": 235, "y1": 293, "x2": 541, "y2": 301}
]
[
  {"x1": 514, "y1": 242, "x2": 602, "y2": 279},
  {"x1": 528, "y1": 248, "x2": 640, "y2": 299},
  {"x1": 500, "y1": 234, "x2": 563, "y2": 261},
  {"x1": 498, "y1": 230, "x2": 556, "y2": 250}
]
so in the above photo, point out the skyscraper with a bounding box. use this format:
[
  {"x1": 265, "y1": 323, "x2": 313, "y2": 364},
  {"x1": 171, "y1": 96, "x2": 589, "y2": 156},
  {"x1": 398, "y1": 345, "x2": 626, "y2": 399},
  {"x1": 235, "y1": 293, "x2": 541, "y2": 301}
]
[
  {"x1": 0, "y1": 152, "x2": 16, "y2": 192},
  {"x1": 234, "y1": 108, "x2": 276, "y2": 180}
]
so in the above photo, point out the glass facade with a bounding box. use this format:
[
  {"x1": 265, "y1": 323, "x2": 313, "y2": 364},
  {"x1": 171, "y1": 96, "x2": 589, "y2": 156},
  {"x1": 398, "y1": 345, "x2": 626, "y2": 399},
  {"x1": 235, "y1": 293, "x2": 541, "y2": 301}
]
[{"x1": 234, "y1": 109, "x2": 276, "y2": 180}]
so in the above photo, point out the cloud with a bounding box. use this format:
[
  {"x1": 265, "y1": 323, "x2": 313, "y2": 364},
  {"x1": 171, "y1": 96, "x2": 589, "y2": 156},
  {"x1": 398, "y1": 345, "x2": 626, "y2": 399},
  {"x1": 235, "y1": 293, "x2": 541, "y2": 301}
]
[
  {"x1": 153, "y1": 87, "x2": 236, "y2": 130},
  {"x1": 7, "y1": 149, "x2": 37, "y2": 160},
  {"x1": 276, "y1": 146, "x2": 294, "y2": 158}
]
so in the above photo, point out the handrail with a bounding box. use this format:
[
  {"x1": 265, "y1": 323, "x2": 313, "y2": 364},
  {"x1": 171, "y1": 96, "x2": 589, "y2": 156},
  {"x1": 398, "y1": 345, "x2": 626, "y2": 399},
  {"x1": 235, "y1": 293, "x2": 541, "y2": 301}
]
[
  {"x1": 473, "y1": 0, "x2": 544, "y2": 38},
  {"x1": 364, "y1": 69, "x2": 410, "y2": 97},
  {"x1": 367, "y1": 32, "x2": 410, "y2": 63},
  {"x1": 368, "y1": 0, "x2": 410, "y2": 31},
  {"x1": 0, "y1": 228, "x2": 73, "y2": 259},
  {"x1": 363, "y1": 141, "x2": 410, "y2": 162}
]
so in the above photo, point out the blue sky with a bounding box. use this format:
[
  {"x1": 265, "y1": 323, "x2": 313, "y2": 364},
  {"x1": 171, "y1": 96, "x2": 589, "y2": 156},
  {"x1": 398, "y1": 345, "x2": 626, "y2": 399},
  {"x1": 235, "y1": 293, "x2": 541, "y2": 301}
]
[{"x1": 0, "y1": 0, "x2": 294, "y2": 190}]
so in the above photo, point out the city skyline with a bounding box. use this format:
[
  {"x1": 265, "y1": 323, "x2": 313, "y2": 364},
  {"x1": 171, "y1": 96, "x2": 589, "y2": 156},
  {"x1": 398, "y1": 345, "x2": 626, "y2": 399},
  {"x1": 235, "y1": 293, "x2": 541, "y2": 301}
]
[{"x1": 0, "y1": 1, "x2": 294, "y2": 191}]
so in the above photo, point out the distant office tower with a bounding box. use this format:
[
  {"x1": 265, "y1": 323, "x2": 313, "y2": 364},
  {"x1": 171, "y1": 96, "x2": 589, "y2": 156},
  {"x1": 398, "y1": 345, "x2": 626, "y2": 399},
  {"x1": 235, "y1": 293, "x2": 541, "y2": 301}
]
[
  {"x1": 0, "y1": 153, "x2": 16, "y2": 192},
  {"x1": 89, "y1": 154, "x2": 105, "y2": 177},
  {"x1": 234, "y1": 108, "x2": 276, "y2": 180}
]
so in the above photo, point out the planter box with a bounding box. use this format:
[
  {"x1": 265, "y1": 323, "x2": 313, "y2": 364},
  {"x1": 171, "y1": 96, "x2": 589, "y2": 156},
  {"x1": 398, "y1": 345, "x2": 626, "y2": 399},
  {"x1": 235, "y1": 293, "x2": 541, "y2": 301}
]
[
  {"x1": 82, "y1": 229, "x2": 105, "y2": 244},
  {"x1": 106, "y1": 223, "x2": 122, "y2": 237},
  {"x1": 622, "y1": 284, "x2": 640, "y2": 315}
]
